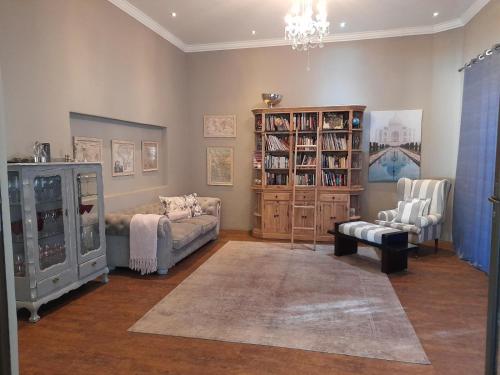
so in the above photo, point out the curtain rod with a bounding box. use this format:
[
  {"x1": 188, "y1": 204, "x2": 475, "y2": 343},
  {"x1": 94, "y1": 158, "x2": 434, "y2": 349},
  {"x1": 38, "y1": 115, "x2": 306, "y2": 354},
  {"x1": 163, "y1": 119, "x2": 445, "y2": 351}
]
[{"x1": 458, "y1": 42, "x2": 500, "y2": 72}]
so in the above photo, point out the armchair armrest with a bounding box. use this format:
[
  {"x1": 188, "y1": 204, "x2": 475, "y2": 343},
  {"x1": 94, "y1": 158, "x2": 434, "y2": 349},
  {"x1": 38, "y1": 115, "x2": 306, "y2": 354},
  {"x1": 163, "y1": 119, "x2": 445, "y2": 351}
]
[
  {"x1": 415, "y1": 214, "x2": 442, "y2": 228},
  {"x1": 377, "y1": 209, "x2": 398, "y2": 222}
]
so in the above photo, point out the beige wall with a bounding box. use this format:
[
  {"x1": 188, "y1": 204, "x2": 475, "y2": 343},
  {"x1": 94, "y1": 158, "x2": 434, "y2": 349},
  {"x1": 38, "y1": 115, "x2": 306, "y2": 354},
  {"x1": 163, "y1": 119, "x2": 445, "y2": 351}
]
[
  {"x1": 187, "y1": 32, "x2": 464, "y2": 239},
  {"x1": 0, "y1": 0, "x2": 191, "y2": 210},
  {"x1": 463, "y1": 0, "x2": 500, "y2": 61}
]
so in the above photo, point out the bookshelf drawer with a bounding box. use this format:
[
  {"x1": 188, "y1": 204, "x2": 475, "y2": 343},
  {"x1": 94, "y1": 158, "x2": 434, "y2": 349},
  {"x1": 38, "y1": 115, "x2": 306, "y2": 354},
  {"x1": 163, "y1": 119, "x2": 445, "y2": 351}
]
[
  {"x1": 264, "y1": 192, "x2": 291, "y2": 201},
  {"x1": 319, "y1": 193, "x2": 348, "y2": 202},
  {"x1": 295, "y1": 191, "x2": 315, "y2": 201}
]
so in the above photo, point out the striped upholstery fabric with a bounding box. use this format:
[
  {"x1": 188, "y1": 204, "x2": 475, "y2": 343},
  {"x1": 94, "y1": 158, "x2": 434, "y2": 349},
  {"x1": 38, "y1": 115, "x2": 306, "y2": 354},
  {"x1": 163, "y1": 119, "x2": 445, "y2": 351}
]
[
  {"x1": 395, "y1": 198, "x2": 431, "y2": 224},
  {"x1": 339, "y1": 221, "x2": 403, "y2": 244},
  {"x1": 376, "y1": 178, "x2": 451, "y2": 244}
]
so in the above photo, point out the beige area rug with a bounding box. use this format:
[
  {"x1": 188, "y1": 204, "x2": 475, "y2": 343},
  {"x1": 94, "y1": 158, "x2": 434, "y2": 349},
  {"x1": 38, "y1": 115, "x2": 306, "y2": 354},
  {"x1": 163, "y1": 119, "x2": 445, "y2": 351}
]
[{"x1": 129, "y1": 241, "x2": 429, "y2": 364}]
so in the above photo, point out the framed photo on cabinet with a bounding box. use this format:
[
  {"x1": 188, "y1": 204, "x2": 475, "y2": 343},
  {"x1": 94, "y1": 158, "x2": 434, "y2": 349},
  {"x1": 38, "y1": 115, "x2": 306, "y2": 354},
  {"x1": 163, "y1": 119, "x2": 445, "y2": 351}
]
[
  {"x1": 203, "y1": 115, "x2": 237, "y2": 138},
  {"x1": 73, "y1": 137, "x2": 103, "y2": 163},
  {"x1": 111, "y1": 140, "x2": 135, "y2": 177},
  {"x1": 142, "y1": 141, "x2": 159, "y2": 172},
  {"x1": 207, "y1": 146, "x2": 233, "y2": 186}
]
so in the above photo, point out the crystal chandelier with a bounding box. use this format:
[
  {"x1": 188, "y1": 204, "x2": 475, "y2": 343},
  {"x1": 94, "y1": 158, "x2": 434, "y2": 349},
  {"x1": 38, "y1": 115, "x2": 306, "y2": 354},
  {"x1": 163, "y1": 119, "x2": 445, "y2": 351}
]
[{"x1": 285, "y1": 0, "x2": 330, "y2": 51}]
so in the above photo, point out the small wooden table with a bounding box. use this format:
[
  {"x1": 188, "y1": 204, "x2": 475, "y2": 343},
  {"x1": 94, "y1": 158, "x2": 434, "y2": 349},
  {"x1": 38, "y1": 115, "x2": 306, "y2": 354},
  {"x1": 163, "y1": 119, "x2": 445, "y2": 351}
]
[{"x1": 328, "y1": 221, "x2": 418, "y2": 274}]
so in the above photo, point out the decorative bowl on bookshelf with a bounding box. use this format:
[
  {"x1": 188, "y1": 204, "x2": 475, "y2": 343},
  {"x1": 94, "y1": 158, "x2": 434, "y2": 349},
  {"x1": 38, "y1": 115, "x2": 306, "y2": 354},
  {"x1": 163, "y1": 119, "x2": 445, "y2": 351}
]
[{"x1": 262, "y1": 93, "x2": 283, "y2": 108}]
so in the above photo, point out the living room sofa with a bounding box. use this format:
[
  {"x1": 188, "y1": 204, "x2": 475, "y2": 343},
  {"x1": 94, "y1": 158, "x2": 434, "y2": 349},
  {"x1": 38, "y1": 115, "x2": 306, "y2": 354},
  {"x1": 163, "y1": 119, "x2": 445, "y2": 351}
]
[{"x1": 105, "y1": 197, "x2": 221, "y2": 275}]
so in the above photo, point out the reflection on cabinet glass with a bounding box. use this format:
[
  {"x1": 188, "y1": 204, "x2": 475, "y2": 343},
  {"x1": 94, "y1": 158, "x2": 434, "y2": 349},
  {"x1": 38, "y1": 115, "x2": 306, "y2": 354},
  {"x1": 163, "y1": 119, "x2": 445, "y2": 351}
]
[
  {"x1": 34, "y1": 175, "x2": 67, "y2": 270},
  {"x1": 9, "y1": 172, "x2": 25, "y2": 277},
  {"x1": 77, "y1": 173, "x2": 100, "y2": 256},
  {"x1": 9, "y1": 163, "x2": 108, "y2": 323}
]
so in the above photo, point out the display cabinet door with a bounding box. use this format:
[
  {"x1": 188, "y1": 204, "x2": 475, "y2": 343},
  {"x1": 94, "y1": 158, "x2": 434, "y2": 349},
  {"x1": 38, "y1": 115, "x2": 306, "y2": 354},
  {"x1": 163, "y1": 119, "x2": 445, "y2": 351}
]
[
  {"x1": 8, "y1": 171, "x2": 26, "y2": 279},
  {"x1": 27, "y1": 169, "x2": 74, "y2": 280},
  {"x1": 73, "y1": 166, "x2": 105, "y2": 264}
]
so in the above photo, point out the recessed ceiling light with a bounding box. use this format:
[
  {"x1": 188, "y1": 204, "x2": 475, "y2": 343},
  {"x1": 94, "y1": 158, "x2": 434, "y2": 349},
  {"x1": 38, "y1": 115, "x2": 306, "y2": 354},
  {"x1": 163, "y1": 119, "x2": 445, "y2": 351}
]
[
  {"x1": 433, "y1": 12, "x2": 439, "y2": 17},
  {"x1": 171, "y1": 12, "x2": 177, "y2": 17},
  {"x1": 340, "y1": 22, "x2": 346, "y2": 28},
  {"x1": 252, "y1": 30, "x2": 256, "y2": 35}
]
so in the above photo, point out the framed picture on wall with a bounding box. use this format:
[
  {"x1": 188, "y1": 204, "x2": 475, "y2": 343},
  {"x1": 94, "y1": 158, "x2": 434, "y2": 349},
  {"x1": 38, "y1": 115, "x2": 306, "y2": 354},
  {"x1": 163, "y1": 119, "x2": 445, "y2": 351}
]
[
  {"x1": 207, "y1": 146, "x2": 234, "y2": 186},
  {"x1": 368, "y1": 109, "x2": 422, "y2": 182},
  {"x1": 73, "y1": 136, "x2": 103, "y2": 163},
  {"x1": 142, "y1": 141, "x2": 159, "y2": 172},
  {"x1": 203, "y1": 115, "x2": 237, "y2": 138},
  {"x1": 111, "y1": 140, "x2": 135, "y2": 177}
]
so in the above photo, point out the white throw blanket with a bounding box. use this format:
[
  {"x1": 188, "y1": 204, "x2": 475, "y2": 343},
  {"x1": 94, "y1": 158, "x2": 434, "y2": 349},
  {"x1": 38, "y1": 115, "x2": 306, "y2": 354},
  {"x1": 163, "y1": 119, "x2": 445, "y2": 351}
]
[{"x1": 129, "y1": 214, "x2": 162, "y2": 275}]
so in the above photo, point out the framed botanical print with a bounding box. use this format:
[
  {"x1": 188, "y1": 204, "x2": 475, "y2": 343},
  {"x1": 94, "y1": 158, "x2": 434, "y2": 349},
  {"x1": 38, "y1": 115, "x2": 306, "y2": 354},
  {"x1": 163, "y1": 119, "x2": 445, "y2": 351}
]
[
  {"x1": 142, "y1": 141, "x2": 159, "y2": 172},
  {"x1": 207, "y1": 146, "x2": 234, "y2": 186},
  {"x1": 73, "y1": 137, "x2": 103, "y2": 163},
  {"x1": 111, "y1": 140, "x2": 135, "y2": 177},
  {"x1": 203, "y1": 115, "x2": 237, "y2": 138}
]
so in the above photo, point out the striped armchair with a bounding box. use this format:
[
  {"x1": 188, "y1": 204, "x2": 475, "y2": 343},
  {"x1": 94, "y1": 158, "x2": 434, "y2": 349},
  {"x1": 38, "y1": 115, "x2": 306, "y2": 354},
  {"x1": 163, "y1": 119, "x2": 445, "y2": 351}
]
[{"x1": 376, "y1": 178, "x2": 452, "y2": 248}]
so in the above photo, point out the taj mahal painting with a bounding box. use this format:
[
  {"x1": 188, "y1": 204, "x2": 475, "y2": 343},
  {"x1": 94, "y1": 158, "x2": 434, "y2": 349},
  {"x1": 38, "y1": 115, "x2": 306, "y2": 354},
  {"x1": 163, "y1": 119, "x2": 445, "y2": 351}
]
[{"x1": 369, "y1": 110, "x2": 422, "y2": 182}]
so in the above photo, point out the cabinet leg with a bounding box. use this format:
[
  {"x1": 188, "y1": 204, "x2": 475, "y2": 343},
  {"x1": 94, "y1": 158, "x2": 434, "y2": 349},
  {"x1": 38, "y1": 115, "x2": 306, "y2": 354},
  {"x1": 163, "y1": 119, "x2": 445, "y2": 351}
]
[
  {"x1": 434, "y1": 239, "x2": 439, "y2": 254},
  {"x1": 102, "y1": 271, "x2": 109, "y2": 284},
  {"x1": 157, "y1": 268, "x2": 168, "y2": 276},
  {"x1": 29, "y1": 308, "x2": 40, "y2": 323}
]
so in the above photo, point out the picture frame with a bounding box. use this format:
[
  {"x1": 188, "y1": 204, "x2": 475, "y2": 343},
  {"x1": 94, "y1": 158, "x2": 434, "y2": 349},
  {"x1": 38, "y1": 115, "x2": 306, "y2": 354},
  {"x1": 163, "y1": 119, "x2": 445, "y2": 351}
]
[
  {"x1": 111, "y1": 140, "x2": 135, "y2": 177},
  {"x1": 73, "y1": 136, "x2": 103, "y2": 163},
  {"x1": 203, "y1": 115, "x2": 237, "y2": 138},
  {"x1": 207, "y1": 146, "x2": 234, "y2": 186},
  {"x1": 368, "y1": 110, "x2": 422, "y2": 182},
  {"x1": 142, "y1": 141, "x2": 159, "y2": 172}
]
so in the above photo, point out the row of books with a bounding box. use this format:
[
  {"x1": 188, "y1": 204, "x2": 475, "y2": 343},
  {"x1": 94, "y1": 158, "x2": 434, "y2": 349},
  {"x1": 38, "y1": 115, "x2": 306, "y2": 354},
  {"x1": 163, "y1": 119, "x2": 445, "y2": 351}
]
[
  {"x1": 255, "y1": 118, "x2": 263, "y2": 131},
  {"x1": 322, "y1": 155, "x2": 347, "y2": 169},
  {"x1": 352, "y1": 134, "x2": 361, "y2": 149},
  {"x1": 296, "y1": 135, "x2": 316, "y2": 146},
  {"x1": 253, "y1": 151, "x2": 262, "y2": 169},
  {"x1": 295, "y1": 173, "x2": 316, "y2": 186},
  {"x1": 266, "y1": 135, "x2": 289, "y2": 151},
  {"x1": 265, "y1": 155, "x2": 289, "y2": 169},
  {"x1": 265, "y1": 115, "x2": 290, "y2": 131},
  {"x1": 293, "y1": 113, "x2": 318, "y2": 131},
  {"x1": 266, "y1": 173, "x2": 289, "y2": 185},
  {"x1": 351, "y1": 155, "x2": 362, "y2": 168},
  {"x1": 296, "y1": 155, "x2": 316, "y2": 166},
  {"x1": 322, "y1": 171, "x2": 347, "y2": 187},
  {"x1": 323, "y1": 134, "x2": 348, "y2": 150}
]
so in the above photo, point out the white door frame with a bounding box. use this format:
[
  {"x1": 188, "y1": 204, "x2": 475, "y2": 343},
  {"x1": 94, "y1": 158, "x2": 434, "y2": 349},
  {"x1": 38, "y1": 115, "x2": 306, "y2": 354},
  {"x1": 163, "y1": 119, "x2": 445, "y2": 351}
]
[{"x1": 0, "y1": 65, "x2": 20, "y2": 374}]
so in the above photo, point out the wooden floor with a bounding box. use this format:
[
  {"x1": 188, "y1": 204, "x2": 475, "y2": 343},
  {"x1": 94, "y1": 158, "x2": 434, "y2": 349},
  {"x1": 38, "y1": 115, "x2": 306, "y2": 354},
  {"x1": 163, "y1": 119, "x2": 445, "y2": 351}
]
[{"x1": 17, "y1": 231, "x2": 488, "y2": 375}]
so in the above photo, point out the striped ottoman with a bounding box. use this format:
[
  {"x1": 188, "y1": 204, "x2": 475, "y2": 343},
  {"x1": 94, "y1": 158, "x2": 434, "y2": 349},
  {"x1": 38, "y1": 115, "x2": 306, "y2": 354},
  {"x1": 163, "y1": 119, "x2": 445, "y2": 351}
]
[{"x1": 328, "y1": 221, "x2": 418, "y2": 274}]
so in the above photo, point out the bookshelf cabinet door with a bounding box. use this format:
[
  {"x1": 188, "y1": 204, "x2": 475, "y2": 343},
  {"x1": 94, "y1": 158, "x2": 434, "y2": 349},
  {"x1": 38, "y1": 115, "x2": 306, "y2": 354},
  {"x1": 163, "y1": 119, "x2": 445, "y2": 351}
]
[
  {"x1": 263, "y1": 202, "x2": 278, "y2": 233},
  {"x1": 277, "y1": 201, "x2": 290, "y2": 234},
  {"x1": 319, "y1": 202, "x2": 348, "y2": 235}
]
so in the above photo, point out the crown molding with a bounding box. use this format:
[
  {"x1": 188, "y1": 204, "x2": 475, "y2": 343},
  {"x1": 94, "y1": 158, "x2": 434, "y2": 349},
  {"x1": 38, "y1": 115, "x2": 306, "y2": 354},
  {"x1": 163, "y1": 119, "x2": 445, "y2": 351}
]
[
  {"x1": 106, "y1": 0, "x2": 186, "y2": 51},
  {"x1": 108, "y1": 0, "x2": 490, "y2": 53},
  {"x1": 460, "y1": 0, "x2": 490, "y2": 24}
]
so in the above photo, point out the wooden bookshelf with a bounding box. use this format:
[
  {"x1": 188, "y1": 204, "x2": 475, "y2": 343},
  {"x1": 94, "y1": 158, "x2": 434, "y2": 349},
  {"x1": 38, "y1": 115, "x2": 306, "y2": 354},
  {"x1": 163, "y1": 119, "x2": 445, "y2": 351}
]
[{"x1": 251, "y1": 105, "x2": 366, "y2": 241}]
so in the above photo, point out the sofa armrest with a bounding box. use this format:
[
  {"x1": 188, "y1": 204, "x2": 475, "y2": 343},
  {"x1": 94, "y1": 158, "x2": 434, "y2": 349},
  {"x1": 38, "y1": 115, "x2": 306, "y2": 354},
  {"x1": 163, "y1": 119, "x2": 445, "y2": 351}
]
[
  {"x1": 105, "y1": 213, "x2": 172, "y2": 238},
  {"x1": 197, "y1": 197, "x2": 221, "y2": 235},
  {"x1": 377, "y1": 208, "x2": 398, "y2": 222},
  {"x1": 415, "y1": 214, "x2": 443, "y2": 228}
]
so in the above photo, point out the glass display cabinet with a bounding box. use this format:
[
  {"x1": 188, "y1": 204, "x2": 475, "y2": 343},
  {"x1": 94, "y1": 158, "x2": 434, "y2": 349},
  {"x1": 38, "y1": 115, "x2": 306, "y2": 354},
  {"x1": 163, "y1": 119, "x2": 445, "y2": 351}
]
[{"x1": 8, "y1": 163, "x2": 108, "y2": 322}]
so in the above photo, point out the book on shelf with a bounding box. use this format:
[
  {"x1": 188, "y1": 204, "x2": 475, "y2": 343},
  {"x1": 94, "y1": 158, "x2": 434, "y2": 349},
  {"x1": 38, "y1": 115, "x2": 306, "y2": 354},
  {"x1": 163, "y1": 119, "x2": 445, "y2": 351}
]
[
  {"x1": 253, "y1": 151, "x2": 262, "y2": 169},
  {"x1": 265, "y1": 115, "x2": 290, "y2": 132},
  {"x1": 295, "y1": 173, "x2": 316, "y2": 186},
  {"x1": 322, "y1": 134, "x2": 347, "y2": 150},
  {"x1": 296, "y1": 154, "x2": 316, "y2": 166},
  {"x1": 293, "y1": 113, "x2": 318, "y2": 131},
  {"x1": 266, "y1": 172, "x2": 289, "y2": 186},
  {"x1": 352, "y1": 134, "x2": 361, "y2": 149},
  {"x1": 322, "y1": 171, "x2": 347, "y2": 187},
  {"x1": 296, "y1": 135, "x2": 316, "y2": 146},
  {"x1": 265, "y1": 155, "x2": 289, "y2": 169},
  {"x1": 266, "y1": 135, "x2": 289, "y2": 151},
  {"x1": 322, "y1": 155, "x2": 347, "y2": 168}
]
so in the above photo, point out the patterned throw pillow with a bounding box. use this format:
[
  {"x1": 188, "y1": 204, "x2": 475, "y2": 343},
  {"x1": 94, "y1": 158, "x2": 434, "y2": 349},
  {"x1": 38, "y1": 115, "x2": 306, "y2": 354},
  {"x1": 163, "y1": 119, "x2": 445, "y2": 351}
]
[
  {"x1": 159, "y1": 196, "x2": 190, "y2": 216},
  {"x1": 395, "y1": 198, "x2": 431, "y2": 225},
  {"x1": 184, "y1": 193, "x2": 203, "y2": 217}
]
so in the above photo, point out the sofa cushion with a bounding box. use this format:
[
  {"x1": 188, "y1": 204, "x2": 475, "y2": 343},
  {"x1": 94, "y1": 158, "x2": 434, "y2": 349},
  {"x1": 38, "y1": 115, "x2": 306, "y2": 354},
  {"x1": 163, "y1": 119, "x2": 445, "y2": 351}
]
[
  {"x1": 171, "y1": 222, "x2": 203, "y2": 250},
  {"x1": 180, "y1": 215, "x2": 217, "y2": 234},
  {"x1": 375, "y1": 220, "x2": 421, "y2": 234}
]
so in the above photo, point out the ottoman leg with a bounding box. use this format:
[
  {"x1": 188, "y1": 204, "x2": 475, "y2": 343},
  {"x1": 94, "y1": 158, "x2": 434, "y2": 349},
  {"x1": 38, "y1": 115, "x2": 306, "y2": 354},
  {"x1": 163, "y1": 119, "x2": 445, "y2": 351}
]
[
  {"x1": 334, "y1": 234, "x2": 358, "y2": 256},
  {"x1": 381, "y1": 249, "x2": 408, "y2": 274}
]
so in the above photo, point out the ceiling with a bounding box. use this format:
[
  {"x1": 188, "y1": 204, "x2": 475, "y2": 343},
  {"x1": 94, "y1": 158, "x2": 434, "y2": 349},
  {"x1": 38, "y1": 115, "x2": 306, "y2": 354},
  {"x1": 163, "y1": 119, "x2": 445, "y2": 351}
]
[{"x1": 108, "y1": 0, "x2": 490, "y2": 52}]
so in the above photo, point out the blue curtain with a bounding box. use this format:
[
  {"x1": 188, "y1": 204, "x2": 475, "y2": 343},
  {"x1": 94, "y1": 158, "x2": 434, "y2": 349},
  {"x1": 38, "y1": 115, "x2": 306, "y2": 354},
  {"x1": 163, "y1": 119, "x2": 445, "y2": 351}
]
[{"x1": 453, "y1": 52, "x2": 500, "y2": 272}]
